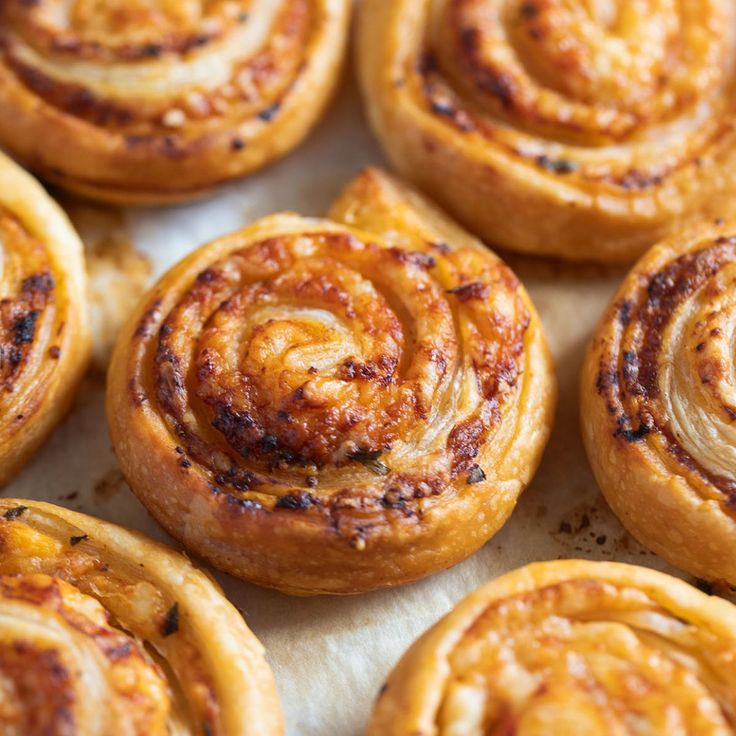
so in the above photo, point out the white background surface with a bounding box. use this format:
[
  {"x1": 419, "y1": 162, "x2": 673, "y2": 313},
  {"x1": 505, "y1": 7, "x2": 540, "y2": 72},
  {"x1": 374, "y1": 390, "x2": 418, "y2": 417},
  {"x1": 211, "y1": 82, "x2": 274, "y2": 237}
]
[{"x1": 7, "y1": 64, "x2": 686, "y2": 735}]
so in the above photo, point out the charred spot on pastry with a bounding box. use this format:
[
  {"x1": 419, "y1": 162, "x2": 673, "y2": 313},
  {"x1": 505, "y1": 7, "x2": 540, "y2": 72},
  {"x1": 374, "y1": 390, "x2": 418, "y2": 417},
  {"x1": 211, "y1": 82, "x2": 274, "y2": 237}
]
[
  {"x1": 536, "y1": 156, "x2": 578, "y2": 175},
  {"x1": 389, "y1": 248, "x2": 436, "y2": 269},
  {"x1": 161, "y1": 603, "x2": 179, "y2": 637},
  {"x1": 615, "y1": 169, "x2": 663, "y2": 190},
  {"x1": 21, "y1": 272, "x2": 54, "y2": 295},
  {"x1": 69, "y1": 534, "x2": 88, "y2": 546},
  {"x1": 48, "y1": 346, "x2": 61, "y2": 359},
  {"x1": 520, "y1": 2, "x2": 539, "y2": 17},
  {"x1": 429, "y1": 241, "x2": 452, "y2": 255},
  {"x1": 260, "y1": 435, "x2": 278, "y2": 453},
  {"x1": 467, "y1": 464, "x2": 486, "y2": 485},
  {"x1": 258, "y1": 103, "x2": 281, "y2": 123},
  {"x1": 141, "y1": 43, "x2": 164, "y2": 58},
  {"x1": 231, "y1": 137, "x2": 247, "y2": 151},
  {"x1": 3, "y1": 506, "x2": 27, "y2": 521},
  {"x1": 447, "y1": 281, "x2": 490, "y2": 302},
  {"x1": 12, "y1": 311, "x2": 39, "y2": 345},
  {"x1": 614, "y1": 417, "x2": 652, "y2": 443},
  {"x1": 430, "y1": 97, "x2": 457, "y2": 117},
  {"x1": 618, "y1": 299, "x2": 634, "y2": 326},
  {"x1": 305, "y1": 475, "x2": 318, "y2": 488},
  {"x1": 275, "y1": 492, "x2": 317, "y2": 511},
  {"x1": 381, "y1": 488, "x2": 407, "y2": 510}
]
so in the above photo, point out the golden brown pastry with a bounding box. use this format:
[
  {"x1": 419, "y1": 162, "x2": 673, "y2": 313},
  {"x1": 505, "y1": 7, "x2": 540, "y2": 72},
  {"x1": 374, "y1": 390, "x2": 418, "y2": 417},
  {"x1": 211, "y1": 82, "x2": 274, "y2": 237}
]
[
  {"x1": 107, "y1": 168, "x2": 556, "y2": 595},
  {"x1": 368, "y1": 559, "x2": 736, "y2": 735},
  {"x1": 581, "y1": 220, "x2": 736, "y2": 584},
  {"x1": 357, "y1": 0, "x2": 736, "y2": 263},
  {"x1": 0, "y1": 0, "x2": 350, "y2": 204},
  {"x1": 0, "y1": 151, "x2": 90, "y2": 487},
  {"x1": 0, "y1": 498, "x2": 283, "y2": 735}
]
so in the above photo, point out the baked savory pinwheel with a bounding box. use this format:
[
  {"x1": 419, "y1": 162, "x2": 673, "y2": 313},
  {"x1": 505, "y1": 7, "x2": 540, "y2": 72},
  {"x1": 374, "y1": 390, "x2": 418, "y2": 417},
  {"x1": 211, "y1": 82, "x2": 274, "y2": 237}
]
[
  {"x1": 0, "y1": 498, "x2": 283, "y2": 735},
  {"x1": 0, "y1": 0, "x2": 350, "y2": 204},
  {"x1": 107, "y1": 168, "x2": 555, "y2": 595},
  {"x1": 0, "y1": 151, "x2": 90, "y2": 487},
  {"x1": 582, "y1": 220, "x2": 736, "y2": 585},
  {"x1": 368, "y1": 559, "x2": 736, "y2": 734},
  {"x1": 357, "y1": 0, "x2": 736, "y2": 262}
]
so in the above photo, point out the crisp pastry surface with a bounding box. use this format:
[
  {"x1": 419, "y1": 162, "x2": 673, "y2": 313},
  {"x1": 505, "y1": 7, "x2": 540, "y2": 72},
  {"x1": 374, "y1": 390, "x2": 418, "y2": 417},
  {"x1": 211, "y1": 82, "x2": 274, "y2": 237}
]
[
  {"x1": 0, "y1": 0, "x2": 350, "y2": 204},
  {"x1": 0, "y1": 151, "x2": 90, "y2": 487},
  {"x1": 106, "y1": 167, "x2": 556, "y2": 595},
  {"x1": 0, "y1": 498, "x2": 283, "y2": 736},
  {"x1": 581, "y1": 220, "x2": 736, "y2": 584},
  {"x1": 357, "y1": 0, "x2": 736, "y2": 262},
  {"x1": 368, "y1": 559, "x2": 736, "y2": 735}
]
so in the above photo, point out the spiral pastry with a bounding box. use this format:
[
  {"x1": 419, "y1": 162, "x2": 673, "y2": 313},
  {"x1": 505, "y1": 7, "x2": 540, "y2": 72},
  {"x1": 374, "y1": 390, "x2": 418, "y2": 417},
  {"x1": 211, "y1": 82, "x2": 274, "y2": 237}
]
[
  {"x1": 581, "y1": 220, "x2": 736, "y2": 584},
  {"x1": 357, "y1": 0, "x2": 736, "y2": 262},
  {"x1": 0, "y1": 498, "x2": 283, "y2": 735},
  {"x1": 107, "y1": 167, "x2": 555, "y2": 595},
  {"x1": 0, "y1": 151, "x2": 89, "y2": 487},
  {"x1": 0, "y1": 0, "x2": 350, "y2": 204},
  {"x1": 368, "y1": 559, "x2": 736, "y2": 735}
]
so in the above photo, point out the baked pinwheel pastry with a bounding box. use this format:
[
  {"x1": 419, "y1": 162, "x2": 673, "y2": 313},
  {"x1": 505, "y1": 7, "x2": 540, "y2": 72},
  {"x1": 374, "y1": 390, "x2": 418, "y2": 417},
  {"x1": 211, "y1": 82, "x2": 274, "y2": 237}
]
[
  {"x1": 107, "y1": 168, "x2": 555, "y2": 595},
  {"x1": 368, "y1": 559, "x2": 736, "y2": 734},
  {"x1": 0, "y1": 498, "x2": 283, "y2": 735},
  {"x1": 0, "y1": 152, "x2": 89, "y2": 487},
  {"x1": 0, "y1": 0, "x2": 350, "y2": 204},
  {"x1": 357, "y1": 0, "x2": 736, "y2": 262},
  {"x1": 582, "y1": 220, "x2": 736, "y2": 584}
]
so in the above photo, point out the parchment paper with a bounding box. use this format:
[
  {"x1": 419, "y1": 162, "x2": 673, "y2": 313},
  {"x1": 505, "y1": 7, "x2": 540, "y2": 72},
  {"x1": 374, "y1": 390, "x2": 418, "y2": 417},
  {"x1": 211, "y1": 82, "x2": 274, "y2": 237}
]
[{"x1": 6, "y1": 66, "x2": 696, "y2": 735}]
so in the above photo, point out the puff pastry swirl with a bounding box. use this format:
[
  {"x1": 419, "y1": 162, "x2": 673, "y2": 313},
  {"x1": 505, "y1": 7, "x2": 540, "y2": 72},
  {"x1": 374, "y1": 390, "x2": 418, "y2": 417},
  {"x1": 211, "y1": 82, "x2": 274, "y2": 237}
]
[
  {"x1": 582, "y1": 220, "x2": 736, "y2": 584},
  {"x1": 0, "y1": 0, "x2": 350, "y2": 204},
  {"x1": 107, "y1": 168, "x2": 555, "y2": 595},
  {"x1": 368, "y1": 559, "x2": 736, "y2": 735},
  {"x1": 0, "y1": 151, "x2": 89, "y2": 487},
  {"x1": 358, "y1": 0, "x2": 736, "y2": 262},
  {"x1": 0, "y1": 498, "x2": 282, "y2": 735}
]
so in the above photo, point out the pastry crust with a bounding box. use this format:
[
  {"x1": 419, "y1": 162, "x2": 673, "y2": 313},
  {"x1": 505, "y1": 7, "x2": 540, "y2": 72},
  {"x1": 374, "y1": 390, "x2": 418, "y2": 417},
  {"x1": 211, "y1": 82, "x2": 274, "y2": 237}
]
[
  {"x1": 0, "y1": 498, "x2": 283, "y2": 736},
  {"x1": 357, "y1": 0, "x2": 736, "y2": 263},
  {"x1": 368, "y1": 559, "x2": 736, "y2": 734},
  {"x1": 581, "y1": 220, "x2": 736, "y2": 584},
  {"x1": 0, "y1": 151, "x2": 90, "y2": 487},
  {"x1": 107, "y1": 167, "x2": 556, "y2": 595},
  {"x1": 0, "y1": 0, "x2": 350, "y2": 204}
]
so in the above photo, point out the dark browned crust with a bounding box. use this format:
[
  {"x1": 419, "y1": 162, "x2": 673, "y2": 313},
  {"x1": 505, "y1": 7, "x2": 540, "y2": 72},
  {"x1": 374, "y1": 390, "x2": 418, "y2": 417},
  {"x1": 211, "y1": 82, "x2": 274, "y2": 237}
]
[
  {"x1": 596, "y1": 240, "x2": 736, "y2": 499},
  {"x1": 0, "y1": 211, "x2": 56, "y2": 395}
]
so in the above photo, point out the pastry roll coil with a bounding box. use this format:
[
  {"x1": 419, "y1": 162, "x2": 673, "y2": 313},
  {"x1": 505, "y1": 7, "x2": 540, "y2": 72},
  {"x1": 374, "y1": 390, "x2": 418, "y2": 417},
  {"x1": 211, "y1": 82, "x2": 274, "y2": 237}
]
[{"x1": 107, "y1": 168, "x2": 556, "y2": 595}]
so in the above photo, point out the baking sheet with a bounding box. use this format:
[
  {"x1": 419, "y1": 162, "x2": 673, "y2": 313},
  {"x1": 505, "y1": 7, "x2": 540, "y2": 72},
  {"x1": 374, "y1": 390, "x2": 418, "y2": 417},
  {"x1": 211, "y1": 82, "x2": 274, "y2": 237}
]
[{"x1": 5, "y1": 66, "x2": 696, "y2": 735}]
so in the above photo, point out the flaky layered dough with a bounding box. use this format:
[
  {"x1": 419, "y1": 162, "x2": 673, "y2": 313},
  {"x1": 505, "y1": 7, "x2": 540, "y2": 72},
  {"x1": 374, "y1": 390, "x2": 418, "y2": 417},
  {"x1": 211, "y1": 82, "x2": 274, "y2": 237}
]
[
  {"x1": 0, "y1": 151, "x2": 90, "y2": 487},
  {"x1": 357, "y1": 0, "x2": 736, "y2": 263},
  {"x1": 581, "y1": 220, "x2": 736, "y2": 584},
  {"x1": 0, "y1": 499, "x2": 283, "y2": 735},
  {"x1": 107, "y1": 168, "x2": 555, "y2": 595},
  {"x1": 0, "y1": 0, "x2": 350, "y2": 204},
  {"x1": 368, "y1": 560, "x2": 736, "y2": 735}
]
